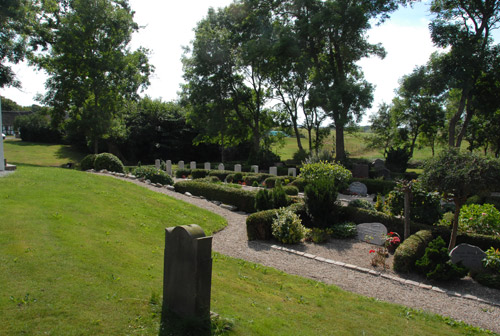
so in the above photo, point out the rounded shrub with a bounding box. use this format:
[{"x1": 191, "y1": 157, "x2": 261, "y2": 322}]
[
  {"x1": 272, "y1": 207, "x2": 306, "y2": 244},
  {"x1": 299, "y1": 161, "x2": 352, "y2": 190},
  {"x1": 458, "y1": 203, "x2": 500, "y2": 236},
  {"x1": 94, "y1": 153, "x2": 124, "y2": 173},
  {"x1": 80, "y1": 154, "x2": 97, "y2": 171},
  {"x1": 282, "y1": 185, "x2": 299, "y2": 196},
  {"x1": 393, "y1": 230, "x2": 434, "y2": 273},
  {"x1": 133, "y1": 166, "x2": 174, "y2": 185}
]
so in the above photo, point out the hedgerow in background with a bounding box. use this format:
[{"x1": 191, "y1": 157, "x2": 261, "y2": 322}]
[
  {"x1": 94, "y1": 153, "x2": 124, "y2": 173},
  {"x1": 271, "y1": 207, "x2": 306, "y2": 244},
  {"x1": 415, "y1": 236, "x2": 467, "y2": 281},
  {"x1": 458, "y1": 203, "x2": 500, "y2": 236}
]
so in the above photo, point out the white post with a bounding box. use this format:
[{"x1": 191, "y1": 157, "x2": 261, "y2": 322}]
[{"x1": 0, "y1": 97, "x2": 4, "y2": 171}]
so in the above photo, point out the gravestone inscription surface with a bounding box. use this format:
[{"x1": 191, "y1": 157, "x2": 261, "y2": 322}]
[
  {"x1": 166, "y1": 160, "x2": 172, "y2": 176},
  {"x1": 352, "y1": 164, "x2": 369, "y2": 178},
  {"x1": 163, "y1": 224, "x2": 213, "y2": 323},
  {"x1": 218, "y1": 163, "x2": 224, "y2": 171},
  {"x1": 204, "y1": 162, "x2": 211, "y2": 170},
  {"x1": 356, "y1": 223, "x2": 387, "y2": 246},
  {"x1": 450, "y1": 244, "x2": 486, "y2": 273},
  {"x1": 251, "y1": 165, "x2": 258, "y2": 173},
  {"x1": 190, "y1": 161, "x2": 196, "y2": 170},
  {"x1": 269, "y1": 166, "x2": 277, "y2": 176},
  {"x1": 234, "y1": 164, "x2": 242, "y2": 173},
  {"x1": 155, "y1": 159, "x2": 161, "y2": 170},
  {"x1": 288, "y1": 168, "x2": 296, "y2": 177},
  {"x1": 178, "y1": 161, "x2": 184, "y2": 170},
  {"x1": 348, "y1": 182, "x2": 368, "y2": 196}
]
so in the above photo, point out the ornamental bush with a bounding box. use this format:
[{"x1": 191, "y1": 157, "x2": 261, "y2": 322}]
[
  {"x1": 133, "y1": 166, "x2": 174, "y2": 185},
  {"x1": 80, "y1": 154, "x2": 97, "y2": 171},
  {"x1": 304, "y1": 178, "x2": 337, "y2": 228},
  {"x1": 330, "y1": 222, "x2": 357, "y2": 239},
  {"x1": 299, "y1": 161, "x2": 351, "y2": 190},
  {"x1": 255, "y1": 189, "x2": 273, "y2": 211},
  {"x1": 458, "y1": 203, "x2": 500, "y2": 236},
  {"x1": 272, "y1": 207, "x2": 306, "y2": 244},
  {"x1": 348, "y1": 199, "x2": 375, "y2": 211},
  {"x1": 272, "y1": 180, "x2": 288, "y2": 209},
  {"x1": 94, "y1": 153, "x2": 124, "y2": 173},
  {"x1": 175, "y1": 168, "x2": 191, "y2": 178}
]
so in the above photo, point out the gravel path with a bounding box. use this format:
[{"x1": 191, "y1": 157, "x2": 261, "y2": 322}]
[{"x1": 103, "y1": 174, "x2": 500, "y2": 333}]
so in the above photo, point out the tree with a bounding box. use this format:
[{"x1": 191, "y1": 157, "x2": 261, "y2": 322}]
[
  {"x1": 34, "y1": 0, "x2": 152, "y2": 153},
  {"x1": 429, "y1": 0, "x2": 500, "y2": 148},
  {"x1": 421, "y1": 148, "x2": 500, "y2": 251},
  {"x1": 367, "y1": 103, "x2": 397, "y2": 156}
]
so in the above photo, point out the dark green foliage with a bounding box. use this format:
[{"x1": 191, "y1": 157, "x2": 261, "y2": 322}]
[
  {"x1": 264, "y1": 176, "x2": 297, "y2": 188},
  {"x1": 472, "y1": 273, "x2": 500, "y2": 289},
  {"x1": 393, "y1": 230, "x2": 434, "y2": 273},
  {"x1": 304, "y1": 178, "x2": 337, "y2": 228},
  {"x1": 14, "y1": 111, "x2": 62, "y2": 143},
  {"x1": 247, "y1": 148, "x2": 280, "y2": 169},
  {"x1": 348, "y1": 199, "x2": 375, "y2": 211},
  {"x1": 80, "y1": 154, "x2": 97, "y2": 171},
  {"x1": 233, "y1": 172, "x2": 243, "y2": 183},
  {"x1": 282, "y1": 186, "x2": 299, "y2": 196},
  {"x1": 385, "y1": 146, "x2": 411, "y2": 173},
  {"x1": 246, "y1": 209, "x2": 278, "y2": 240},
  {"x1": 271, "y1": 180, "x2": 288, "y2": 209},
  {"x1": 191, "y1": 169, "x2": 209, "y2": 179},
  {"x1": 305, "y1": 228, "x2": 330, "y2": 243},
  {"x1": 255, "y1": 189, "x2": 273, "y2": 211},
  {"x1": 225, "y1": 174, "x2": 235, "y2": 183},
  {"x1": 351, "y1": 178, "x2": 396, "y2": 195},
  {"x1": 292, "y1": 148, "x2": 309, "y2": 164},
  {"x1": 330, "y1": 222, "x2": 357, "y2": 239},
  {"x1": 175, "y1": 169, "x2": 192, "y2": 178},
  {"x1": 415, "y1": 236, "x2": 467, "y2": 281},
  {"x1": 174, "y1": 180, "x2": 256, "y2": 213},
  {"x1": 94, "y1": 153, "x2": 124, "y2": 173},
  {"x1": 290, "y1": 178, "x2": 308, "y2": 192},
  {"x1": 252, "y1": 181, "x2": 259, "y2": 187},
  {"x1": 132, "y1": 166, "x2": 174, "y2": 185},
  {"x1": 208, "y1": 170, "x2": 233, "y2": 181}
]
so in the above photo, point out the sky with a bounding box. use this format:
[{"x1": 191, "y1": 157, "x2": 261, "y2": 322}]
[{"x1": 1, "y1": 1, "x2": 496, "y2": 124}]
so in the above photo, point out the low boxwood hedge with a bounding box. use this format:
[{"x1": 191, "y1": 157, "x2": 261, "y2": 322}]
[
  {"x1": 393, "y1": 230, "x2": 434, "y2": 273},
  {"x1": 174, "y1": 180, "x2": 257, "y2": 213},
  {"x1": 191, "y1": 169, "x2": 209, "y2": 179},
  {"x1": 175, "y1": 168, "x2": 192, "y2": 178},
  {"x1": 208, "y1": 170, "x2": 234, "y2": 181},
  {"x1": 264, "y1": 176, "x2": 297, "y2": 188},
  {"x1": 246, "y1": 209, "x2": 278, "y2": 240}
]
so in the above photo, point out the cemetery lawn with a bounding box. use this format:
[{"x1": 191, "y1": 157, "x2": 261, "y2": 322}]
[
  {"x1": 3, "y1": 138, "x2": 85, "y2": 167},
  {"x1": 0, "y1": 167, "x2": 493, "y2": 335}
]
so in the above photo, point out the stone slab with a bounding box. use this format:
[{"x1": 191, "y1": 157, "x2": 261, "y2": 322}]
[
  {"x1": 269, "y1": 166, "x2": 277, "y2": 176},
  {"x1": 450, "y1": 244, "x2": 486, "y2": 273},
  {"x1": 348, "y1": 181, "x2": 368, "y2": 196},
  {"x1": 356, "y1": 222, "x2": 387, "y2": 246}
]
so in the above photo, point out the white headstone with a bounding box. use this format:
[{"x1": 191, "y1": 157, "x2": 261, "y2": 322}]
[
  {"x1": 155, "y1": 159, "x2": 161, "y2": 170},
  {"x1": 190, "y1": 161, "x2": 196, "y2": 170},
  {"x1": 450, "y1": 244, "x2": 487, "y2": 273},
  {"x1": 178, "y1": 161, "x2": 184, "y2": 170},
  {"x1": 251, "y1": 165, "x2": 258, "y2": 173},
  {"x1": 204, "y1": 162, "x2": 211, "y2": 170},
  {"x1": 270, "y1": 166, "x2": 277, "y2": 176},
  {"x1": 166, "y1": 160, "x2": 172, "y2": 176},
  {"x1": 0, "y1": 98, "x2": 4, "y2": 171},
  {"x1": 218, "y1": 163, "x2": 224, "y2": 171},
  {"x1": 288, "y1": 168, "x2": 296, "y2": 177},
  {"x1": 348, "y1": 182, "x2": 368, "y2": 196},
  {"x1": 234, "y1": 164, "x2": 242, "y2": 172},
  {"x1": 356, "y1": 223, "x2": 387, "y2": 246}
]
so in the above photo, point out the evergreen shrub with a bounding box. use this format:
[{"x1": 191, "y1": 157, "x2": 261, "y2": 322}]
[
  {"x1": 133, "y1": 166, "x2": 174, "y2": 185},
  {"x1": 94, "y1": 153, "x2": 124, "y2": 173},
  {"x1": 271, "y1": 207, "x2": 306, "y2": 244},
  {"x1": 393, "y1": 230, "x2": 434, "y2": 273},
  {"x1": 304, "y1": 178, "x2": 337, "y2": 228},
  {"x1": 175, "y1": 168, "x2": 192, "y2": 178},
  {"x1": 80, "y1": 154, "x2": 97, "y2": 171}
]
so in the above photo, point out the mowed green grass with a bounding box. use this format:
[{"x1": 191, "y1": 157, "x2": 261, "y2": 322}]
[
  {"x1": 3, "y1": 138, "x2": 85, "y2": 166},
  {"x1": 0, "y1": 166, "x2": 494, "y2": 335}
]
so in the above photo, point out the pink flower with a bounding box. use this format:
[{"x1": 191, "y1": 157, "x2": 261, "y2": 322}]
[{"x1": 481, "y1": 213, "x2": 487, "y2": 216}]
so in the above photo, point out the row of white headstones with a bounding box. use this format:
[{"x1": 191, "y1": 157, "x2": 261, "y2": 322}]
[
  {"x1": 0, "y1": 99, "x2": 5, "y2": 171},
  {"x1": 155, "y1": 159, "x2": 297, "y2": 178}
]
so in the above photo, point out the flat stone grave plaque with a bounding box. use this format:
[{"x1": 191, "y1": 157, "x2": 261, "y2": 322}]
[
  {"x1": 269, "y1": 166, "x2": 277, "y2": 176},
  {"x1": 218, "y1": 163, "x2": 224, "y2": 171},
  {"x1": 204, "y1": 162, "x2": 211, "y2": 170},
  {"x1": 356, "y1": 223, "x2": 387, "y2": 246},
  {"x1": 190, "y1": 161, "x2": 196, "y2": 170},
  {"x1": 450, "y1": 244, "x2": 486, "y2": 273},
  {"x1": 348, "y1": 182, "x2": 368, "y2": 196}
]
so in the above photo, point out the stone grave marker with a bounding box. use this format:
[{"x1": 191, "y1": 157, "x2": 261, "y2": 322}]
[
  {"x1": 155, "y1": 159, "x2": 161, "y2": 170},
  {"x1": 288, "y1": 168, "x2": 296, "y2": 177},
  {"x1": 269, "y1": 166, "x2": 277, "y2": 176},
  {"x1": 356, "y1": 223, "x2": 387, "y2": 246},
  {"x1": 348, "y1": 181, "x2": 368, "y2": 196},
  {"x1": 251, "y1": 165, "x2": 258, "y2": 173},
  {"x1": 166, "y1": 160, "x2": 172, "y2": 176},
  {"x1": 450, "y1": 244, "x2": 487, "y2": 273},
  {"x1": 178, "y1": 161, "x2": 185, "y2": 170},
  {"x1": 352, "y1": 164, "x2": 369, "y2": 178},
  {"x1": 204, "y1": 162, "x2": 211, "y2": 170},
  {"x1": 372, "y1": 159, "x2": 385, "y2": 170},
  {"x1": 190, "y1": 161, "x2": 196, "y2": 170},
  {"x1": 163, "y1": 224, "x2": 213, "y2": 328},
  {"x1": 218, "y1": 163, "x2": 224, "y2": 171},
  {"x1": 234, "y1": 164, "x2": 242, "y2": 172}
]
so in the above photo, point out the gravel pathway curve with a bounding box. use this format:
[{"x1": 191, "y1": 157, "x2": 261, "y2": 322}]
[{"x1": 103, "y1": 174, "x2": 500, "y2": 333}]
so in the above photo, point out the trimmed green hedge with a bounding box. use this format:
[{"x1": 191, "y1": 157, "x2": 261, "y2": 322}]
[
  {"x1": 174, "y1": 180, "x2": 257, "y2": 213},
  {"x1": 247, "y1": 209, "x2": 278, "y2": 240},
  {"x1": 290, "y1": 177, "x2": 307, "y2": 192},
  {"x1": 208, "y1": 170, "x2": 234, "y2": 181},
  {"x1": 94, "y1": 153, "x2": 125, "y2": 173},
  {"x1": 393, "y1": 230, "x2": 434, "y2": 273},
  {"x1": 283, "y1": 186, "x2": 299, "y2": 196},
  {"x1": 350, "y1": 178, "x2": 396, "y2": 195},
  {"x1": 191, "y1": 169, "x2": 209, "y2": 179},
  {"x1": 264, "y1": 176, "x2": 297, "y2": 188},
  {"x1": 175, "y1": 168, "x2": 192, "y2": 178},
  {"x1": 80, "y1": 154, "x2": 97, "y2": 171}
]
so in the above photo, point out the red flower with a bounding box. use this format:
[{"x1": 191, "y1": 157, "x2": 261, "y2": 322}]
[
  {"x1": 182, "y1": 175, "x2": 186, "y2": 178},
  {"x1": 388, "y1": 232, "x2": 395, "y2": 236},
  {"x1": 369, "y1": 250, "x2": 376, "y2": 254},
  {"x1": 242, "y1": 182, "x2": 246, "y2": 186}
]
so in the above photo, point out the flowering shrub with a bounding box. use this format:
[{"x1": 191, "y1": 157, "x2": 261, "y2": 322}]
[
  {"x1": 369, "y1": 248, "x2": 388, "y2": 269},
  {"x1": 483, "y1": 247, "x2": 500, "y2": 273},
  {"x1": 299, "y1": 161, "x2": 352, "y2": 190},
  {"x1": 384, "y1": 232, "x2": 401, "y2": 250},
  {"x1": 272, "y1": 207, "x2": 306, "y2": 244},
  {"x1": 458, "y1": 203, "x2": 500, "y2": 235}
]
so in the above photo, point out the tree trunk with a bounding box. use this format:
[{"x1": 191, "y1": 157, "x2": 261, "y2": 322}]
[
  {"x1": 403, "y1": 188, "x2": 411, "y2": 239},
  {"x1": 455, "y1": 99, "x2": 473, "y2": 148},
  {"x1": 448, "y1": 89, "x2": 468, "y2": 147},
  {"x1": 449, "y1": 199, "x2": 465, "y2": 252},
  {"x1": 335, "y1": 126, "x2": 345, "y2": 162}
]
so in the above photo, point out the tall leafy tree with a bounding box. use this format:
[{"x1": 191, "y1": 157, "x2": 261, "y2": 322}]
[
  {"x1": 429, "y1": 0, "x2": 500, "y2": 148},
  {"x1": 34, "y1": 0, "x2": 152, "y2": 153}
]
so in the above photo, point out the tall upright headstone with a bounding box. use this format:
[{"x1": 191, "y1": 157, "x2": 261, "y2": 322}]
[
  {"x1": 251, "y1": 165, "x2": 258, "y2": 173},
  {"x1": 218, "y1": 163, "x2": 224, "y2": 171},
  {"x1": 204, "y1": 162, "x2": 211, "y2": 170},
  {"x1": 288, "y1": 168, "x2": 296, "y2": 177},
  {"x1": 234, "y1": 164, "x2": 242, "y2": 172},
  {"x1": 166, "y1": 160, "x2": 172, "y2": 176},
  {"x1": 0, "y1": 98, "x2": 4, "y2": 171},
  {"x1": 190, "y1": 161, "x2": 196, "y2": 170},
  {"x1": 163, "y1": 224, "x2": 213, "y2": 330},
  {"x1": 269, "y1": 166, "x2": 278, "y2": 176},
  {"x1": 155, "y1": 159, "x2": 161, "y2": 170},
  {"x1": 178, "y1": 161, "x2": 185, "y2": 170}
]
